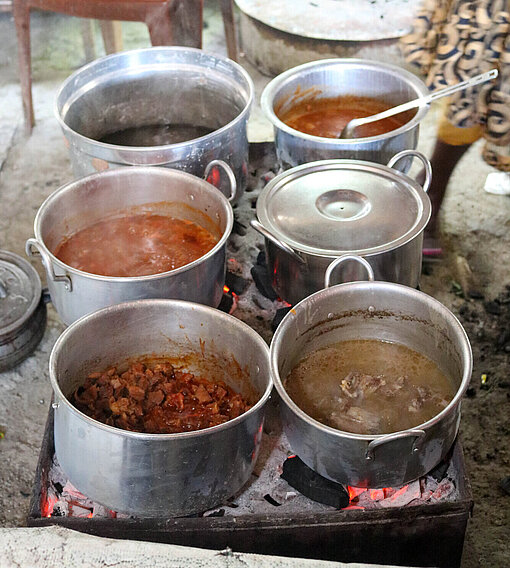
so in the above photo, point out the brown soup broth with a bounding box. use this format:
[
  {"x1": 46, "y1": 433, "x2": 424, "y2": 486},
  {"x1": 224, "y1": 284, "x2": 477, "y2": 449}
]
[
  {"x1": 54, "y1": 213, "x2": 218, "y2": 277},
  {"x1": 285, "y1": 339, "x2": 455, "y2": 435},
  {"x1": 278, "y1": 95, "x2": 415, "y2": 138}
]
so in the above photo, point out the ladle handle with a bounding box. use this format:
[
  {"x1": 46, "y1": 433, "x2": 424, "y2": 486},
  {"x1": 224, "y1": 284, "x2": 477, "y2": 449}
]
[
  {"x1": 424, "y1": 68, "x2": 498, "y2": 105},
  {"x1": 204, "y1": 160, "x2": 237, "y2": 202},
  {"x1": 342, "y1": 68, "x2": 498, "y2": 137},
  {"x1": 324, "y1": 255, "x2": 374, "y2": 288}
]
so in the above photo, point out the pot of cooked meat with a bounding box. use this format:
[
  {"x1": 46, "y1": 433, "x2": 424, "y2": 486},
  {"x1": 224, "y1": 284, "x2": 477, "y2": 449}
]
[
  {"x1": 251, "y1": 150, "x2": 431, "y2": 305},
  {"x1": 261, "y1": 58, "x2": 429, "y2": 170},
  {"x1": 26, "y1": 165, "x2": 234, "y2": 325},
  {"x1": 49, "y1": 299, "x2": 272, "y2": 516},
  {"x1": 55, "y1": 47, "x2": 253, "y2": 202},
  {"x1": 270, "y1": 256, "x2": 472, "y2": 488}
]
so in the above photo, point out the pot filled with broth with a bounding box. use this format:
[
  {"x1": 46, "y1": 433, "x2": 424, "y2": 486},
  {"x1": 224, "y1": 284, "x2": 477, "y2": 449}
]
[
  {"x1": 261, "y1": 58, "x2": 429, "y2": 169},
  {"x1": 26, "y1": 164, "x2": 235, "y2": 325},
  {"x1": 270, "y1": 256, "x2": 472, "y2": 488}
]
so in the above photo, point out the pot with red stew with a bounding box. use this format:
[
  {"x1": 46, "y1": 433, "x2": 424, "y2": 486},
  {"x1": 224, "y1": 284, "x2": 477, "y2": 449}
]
[
  {"x1": 26, "y1": 164, "x2": 235, "y2": 325},
  {"x1": 50, "y1": 299, "x2": 271, "y2": 516},
  {"x1": 261, "y1": 58, "x2": 429, "y2": 169}
]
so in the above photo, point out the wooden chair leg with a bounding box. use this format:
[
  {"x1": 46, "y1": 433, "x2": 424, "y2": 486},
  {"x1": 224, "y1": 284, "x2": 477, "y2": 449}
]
[
  {"x1": 147, "y1": 0, "x2": 203, "y2": 48},
  {"x1": 12, "y1": 0, "x2": 34, "y2": 134},
  {"x1": 99, "y1": 20, "x2": 123, "y2": 54},
  {"x1": 220, "y1": 0, "x2": 237, "y2": 61},
  {"x1": 81, "y1": 19, "x2": 97, "y2": 61}
]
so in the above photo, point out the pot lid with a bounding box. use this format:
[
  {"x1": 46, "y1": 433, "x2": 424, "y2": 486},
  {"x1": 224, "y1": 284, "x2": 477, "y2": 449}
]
[
  {"x1": 0, "y1": 250, "x2": 42, "y2": 336},
  {"x1": 256, "y1": 160, "x2": 431, "y2": 256}
]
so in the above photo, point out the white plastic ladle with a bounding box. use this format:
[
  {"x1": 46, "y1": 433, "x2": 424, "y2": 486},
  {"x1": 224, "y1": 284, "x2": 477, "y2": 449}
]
[{"x1": 339, "y1": 68, "x2": 498, "y2": 139}]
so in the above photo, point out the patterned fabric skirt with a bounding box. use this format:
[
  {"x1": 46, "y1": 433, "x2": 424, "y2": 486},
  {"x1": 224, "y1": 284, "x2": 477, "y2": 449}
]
[{"x1": 400, "y1": 0, "x2": 510, "y2": 170}]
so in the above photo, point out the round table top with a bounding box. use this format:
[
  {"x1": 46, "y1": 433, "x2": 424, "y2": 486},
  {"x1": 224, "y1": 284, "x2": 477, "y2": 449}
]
[{"x1": 235, "y1": 0, "x2": 421, "y2": 42}]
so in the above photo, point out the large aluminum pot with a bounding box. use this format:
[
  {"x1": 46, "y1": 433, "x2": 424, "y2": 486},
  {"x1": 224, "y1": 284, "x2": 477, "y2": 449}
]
[
  {"x1": 55, "y1": 47, "x2": 253, "y2": 201},
  {"x1": 26, "y1": 164, "x2": 235, "y2": 325},
  {"x1": 261, "y1": 58, "x2": 429, "y2": 169},
  {"x1": 251, "y1": 150, "x2": 432, "y2": 305},
  {"x1": 271, "y1": 256, "x2": 472, "y2": 488},
  {"x1": 50, "y1": 299, "x2": 272, "y2": 516}
]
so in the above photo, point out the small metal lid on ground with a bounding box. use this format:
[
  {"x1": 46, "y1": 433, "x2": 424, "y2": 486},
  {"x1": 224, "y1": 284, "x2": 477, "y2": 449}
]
[{"x1": 0, "y1": 250, "x2": 46, "y2": 371}]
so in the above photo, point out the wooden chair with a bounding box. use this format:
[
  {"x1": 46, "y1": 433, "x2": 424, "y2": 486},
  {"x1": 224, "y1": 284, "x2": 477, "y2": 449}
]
[{"x1": 12, "y1": 0, "x2": 211, "y2": 134}]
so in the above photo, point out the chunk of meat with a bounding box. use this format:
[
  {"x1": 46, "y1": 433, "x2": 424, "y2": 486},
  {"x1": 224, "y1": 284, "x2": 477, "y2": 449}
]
[{"x1": 72, "y1": 361, "x2": 252, "y2": 434}]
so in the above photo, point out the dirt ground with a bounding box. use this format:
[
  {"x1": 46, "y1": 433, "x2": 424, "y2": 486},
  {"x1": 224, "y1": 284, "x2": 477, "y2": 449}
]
[{"x1": 419, "y1": 261, "x2": 510, "y2": 567}]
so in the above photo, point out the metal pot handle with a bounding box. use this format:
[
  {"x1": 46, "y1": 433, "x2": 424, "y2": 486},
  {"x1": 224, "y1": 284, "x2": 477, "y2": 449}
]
[
  {"x1": 25, "y1": 238, "x2": 73, "y2": 292},
  {"x1": 365, "y1": 429, "x2": 426, "y2": 461},
  {"x1": 324, "y1": 255, "x2": 374, "y2": 288},
  {"x1": 204, "y1": 160, "x2": 237, "y2": 202},
  {"x1": 250, "y1": 220, "x2": 306, "y2": 264},
  {"x1": 387, "y1": 150, "x2": 432, "y2": 193}
]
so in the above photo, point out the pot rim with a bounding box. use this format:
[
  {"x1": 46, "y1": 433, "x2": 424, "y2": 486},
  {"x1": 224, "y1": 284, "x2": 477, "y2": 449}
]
[
  {"x1": 49, "y1": 299, "x2": 272, "y2": 440},
  {"x1": 270, "y1": 280, "x2": 473, "y2": 441},
  {"x1": 261, "y1": 58, "x2": 429, "y2": 145},
  {"x1": 54, "y1": 47, "x2": 254, "y2": 158},
  {"x1": 256, "y1": 159, "x2": 431, "y2": 256},
  {"x1": 33, "y1": 166, "x2": 234, "y2": 282}
]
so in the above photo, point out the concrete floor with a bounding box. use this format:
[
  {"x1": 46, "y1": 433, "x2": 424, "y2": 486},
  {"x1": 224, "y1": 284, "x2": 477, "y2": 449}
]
[{"x1": 0, "y1": 2, "x2": 509, "y2": 566}]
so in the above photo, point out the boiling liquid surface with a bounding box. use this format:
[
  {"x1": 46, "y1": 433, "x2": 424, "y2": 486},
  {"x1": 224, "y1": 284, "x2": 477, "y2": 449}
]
[
  {"x1": 54, "y1": 213, "x2": 218, "y2": 277},
  {"x1": 99, "y1": 124, "x2": 214, "y2": 146},
  {"x1": 285, "y1": 339, "x2": 455, "y2": 435},
  {"x1": 278, "y1": 96, "x2": 414, "y2": 138}
]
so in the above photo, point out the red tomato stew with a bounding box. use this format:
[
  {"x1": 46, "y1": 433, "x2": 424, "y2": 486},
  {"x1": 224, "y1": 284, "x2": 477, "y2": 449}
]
[
  {"x1": 278, "y1": 95, "x2": 415, "y2": 139},
  {"x1": 72, "y1": 361, "x2": 252, "y2": 434},
  {"x1": 54, "y1": 213, "x2": 219, "y2": 277}
]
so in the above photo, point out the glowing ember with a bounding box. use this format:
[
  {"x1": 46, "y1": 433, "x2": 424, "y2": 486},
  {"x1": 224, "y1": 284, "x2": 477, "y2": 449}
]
[{"x1": 41, "y1": 494, "x2": 57, "y2": 518}]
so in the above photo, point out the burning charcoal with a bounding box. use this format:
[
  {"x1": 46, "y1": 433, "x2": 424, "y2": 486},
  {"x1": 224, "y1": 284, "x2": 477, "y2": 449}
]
[
  {"x1": 378, "y1": 481, "x2": 422, "y2": 508},
  {"x1": 261, "y1": 171, "x2": 276, "y2": 183},
  {"x1": 233, "y1": 220, "x2": 248, "y2": 236},
  {"x1": 218, "y1": 292, "x2": 234, "y2": 314},
  {"x1": 225, "y1": 271, "x2": 249, "y2": 295},
  {"x1": 272, "y1": 307, "x2": 292, "y2": 332},
  {"x1": 429, "y1": 478, "x2": 456, "y2": 502},
  {"x1": 251, "y1": 295, "x2": 266, "y2": 310},
  {"x1": 281, "y1": 455, "x2": 349, "y2": 509},
  {"x1": 263, "y1": 494, "x2": 281, "y2": 506},
  {"x1": 429, "y1": 459, "x2": 450, "y2": 482},
  {"x1": 251, "y1": 265, "x2": 277, "y2": 300},
  {"x1": 256, "y1": 250, "x2": 267, "y2": 267},
  {"x1": 500, "y1": 476, "x2": 510, "y2": 496}
]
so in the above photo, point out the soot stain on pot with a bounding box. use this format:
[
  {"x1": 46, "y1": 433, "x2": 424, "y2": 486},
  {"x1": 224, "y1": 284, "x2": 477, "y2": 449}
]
[{"x1": 298, "y1": 309, "x2": 443, "y2": 340}]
